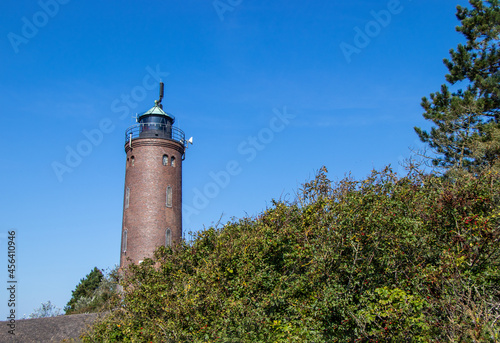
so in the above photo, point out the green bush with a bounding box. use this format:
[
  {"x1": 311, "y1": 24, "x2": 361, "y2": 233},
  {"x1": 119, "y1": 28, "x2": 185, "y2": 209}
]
[
  {"x1": 66, "y1": 266, "x2": 119, "y2": 315},
  {"x1": 82, "y1": 167, "x2": 500, "y2": 342}
]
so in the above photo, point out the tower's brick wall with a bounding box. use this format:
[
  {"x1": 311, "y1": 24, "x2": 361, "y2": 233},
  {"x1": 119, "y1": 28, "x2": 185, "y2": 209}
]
[{"x1": 120, "y1": 138, "x2": 184, "y2": 267}]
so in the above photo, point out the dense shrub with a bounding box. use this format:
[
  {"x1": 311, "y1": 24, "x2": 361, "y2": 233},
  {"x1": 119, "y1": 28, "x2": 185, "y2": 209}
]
[
  {"x1": 66, "y1": 266, "x2": 119, "y2": 315},
  {"x1": 82, "y1": 167, "x2": 500, "y2": 342}
]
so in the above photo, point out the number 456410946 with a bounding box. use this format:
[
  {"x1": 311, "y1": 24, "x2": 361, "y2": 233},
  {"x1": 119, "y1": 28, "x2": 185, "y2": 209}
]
[{"x1": 8, "y1": 231, "x2": 15, "y2": 278}]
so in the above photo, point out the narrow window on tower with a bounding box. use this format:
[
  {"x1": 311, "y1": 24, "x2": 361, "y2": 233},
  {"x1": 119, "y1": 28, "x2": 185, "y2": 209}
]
[
  {"x1": 122, "y1": 230, "x2": 128, "y2": 253},
  {"x1": 171, "y1": 156, "x2": 175, "y2": 167},
  {"x1": 131, "y1": 156, "x2": 135, "y2": 166},
  {"x1": 162, "y1": 154, "x2": 168, "y2": 166},
  {"x1": 165, "y1": 228, "x2": 172, "y2": 247},
  {"x1": 166, "y1": 186, "x2": 172, "y2": 207},
  {"x1": 125, "y1": 187, "x2": 130, "y2": 209}
]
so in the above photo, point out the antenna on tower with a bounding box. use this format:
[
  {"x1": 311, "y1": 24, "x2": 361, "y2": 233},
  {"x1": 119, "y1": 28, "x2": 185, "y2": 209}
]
[
  {"x1": 155, "y1": 82, "x2": 165, "y2": 109},
  {"x1": 158, "y1": 82, "x2": 164, "y2": 109}
]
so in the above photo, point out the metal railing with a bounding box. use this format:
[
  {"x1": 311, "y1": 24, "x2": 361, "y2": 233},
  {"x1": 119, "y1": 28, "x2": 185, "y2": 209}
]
[{"x1": 125, "y1": 123, "x2": 185, "y2": 145}]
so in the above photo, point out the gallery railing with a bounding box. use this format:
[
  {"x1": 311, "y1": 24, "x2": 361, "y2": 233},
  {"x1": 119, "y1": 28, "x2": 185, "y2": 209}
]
[{"x1": 125, "y1": 123, "x2": 185, "y2": 145}]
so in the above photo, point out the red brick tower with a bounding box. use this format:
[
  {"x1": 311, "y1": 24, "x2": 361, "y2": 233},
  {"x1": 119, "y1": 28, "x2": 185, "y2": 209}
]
[{"x1": 120, "y1": 83, "x2": 188, "y2": 268}]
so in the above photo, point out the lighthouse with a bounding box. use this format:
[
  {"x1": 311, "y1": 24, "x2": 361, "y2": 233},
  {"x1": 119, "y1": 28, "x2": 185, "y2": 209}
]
[{"x1": 120, "y1": 83, "x2": 188, "y2": 268}]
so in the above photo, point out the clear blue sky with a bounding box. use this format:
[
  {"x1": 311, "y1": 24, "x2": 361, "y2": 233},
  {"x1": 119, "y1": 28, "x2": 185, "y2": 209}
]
[{"x1": 1, "y1": 0, "x2": 470, "y2": 317}]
